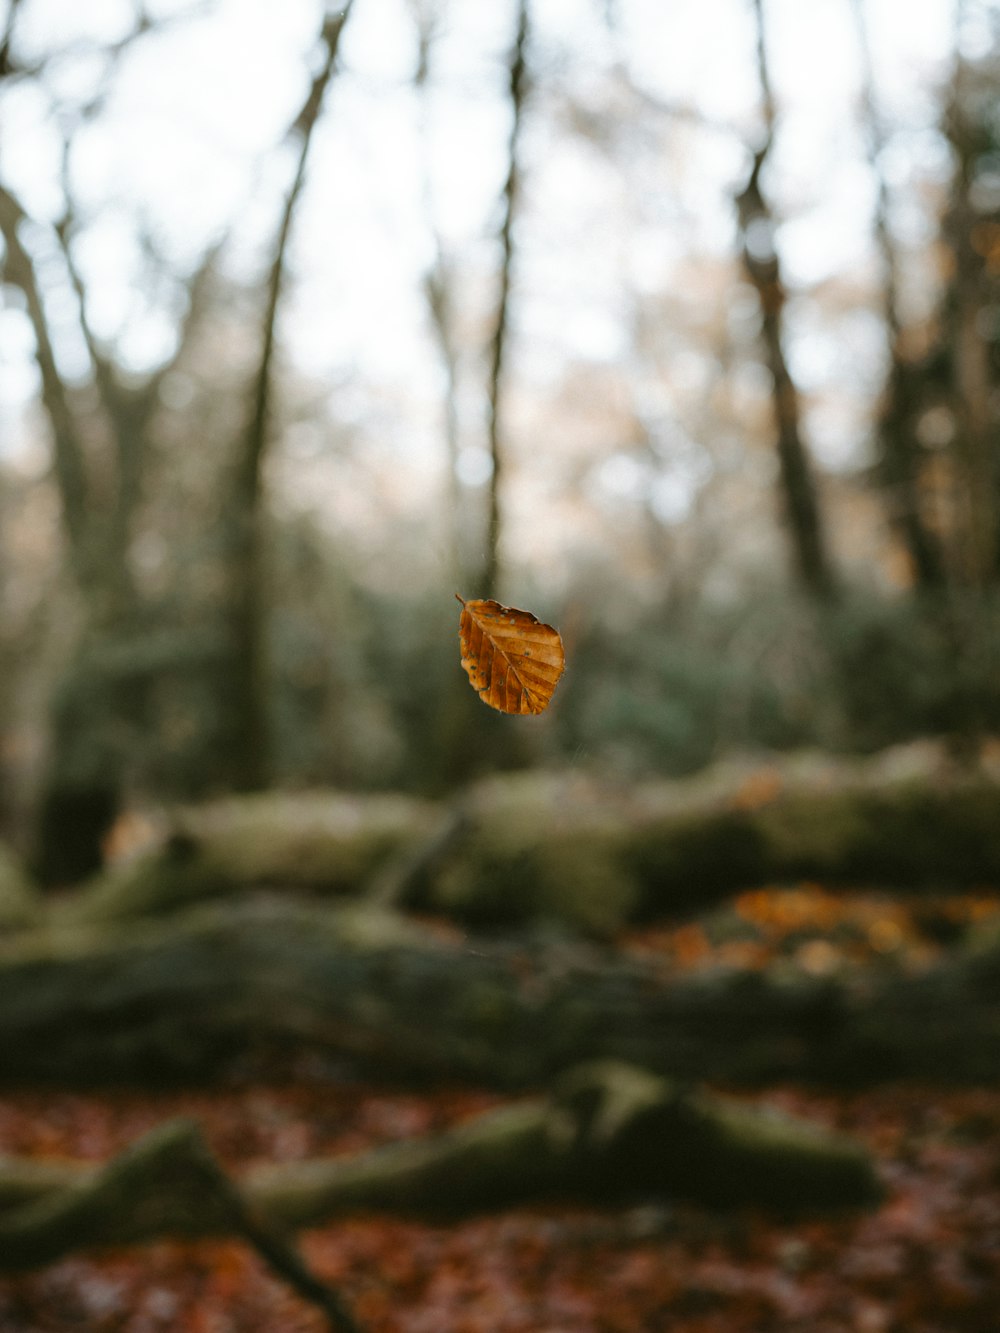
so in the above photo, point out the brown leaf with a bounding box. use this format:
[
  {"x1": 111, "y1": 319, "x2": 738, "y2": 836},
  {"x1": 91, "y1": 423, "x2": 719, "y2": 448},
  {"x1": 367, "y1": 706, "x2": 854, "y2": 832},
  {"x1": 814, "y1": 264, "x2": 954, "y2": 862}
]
[{"x1": 456, "y1": 595, "x2": 565, "y2": 715}]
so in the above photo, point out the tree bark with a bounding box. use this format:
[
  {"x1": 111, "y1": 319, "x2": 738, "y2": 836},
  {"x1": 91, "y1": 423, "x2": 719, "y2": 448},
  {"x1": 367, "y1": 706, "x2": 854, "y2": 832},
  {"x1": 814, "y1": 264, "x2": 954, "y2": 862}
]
[
  {"x1": 849, "y1": 0, "x2": 947, "y2": 590},
  {"x1": 2, "y1": 898, "x2": 999, "y2": 1088},
  {"x1": 943, "y1": 55, "x2": 998, "y2": 586},
  {"x1": 738, "y1": 0, "x2": 838, "y2": 603},
  {"x1": 411, "y1": 2, "x2": 467, "y2": 586},
  {"x1": 223, "y1": 4, "x2": 355, "y2": 792},
  {"x1": 481, "y1": 0, "x2": 529, "y2": 601}
]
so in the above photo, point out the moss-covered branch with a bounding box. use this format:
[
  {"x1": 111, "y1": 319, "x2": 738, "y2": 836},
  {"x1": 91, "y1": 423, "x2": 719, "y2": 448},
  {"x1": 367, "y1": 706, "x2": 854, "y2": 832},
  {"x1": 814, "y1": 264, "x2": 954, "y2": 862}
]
[
  {"x1": 0, "y1": 1063, "x2": 879, "y2": 1277},
  {"x1": 0, "y1": 1119, "x2": 361, "y2": 1330}
]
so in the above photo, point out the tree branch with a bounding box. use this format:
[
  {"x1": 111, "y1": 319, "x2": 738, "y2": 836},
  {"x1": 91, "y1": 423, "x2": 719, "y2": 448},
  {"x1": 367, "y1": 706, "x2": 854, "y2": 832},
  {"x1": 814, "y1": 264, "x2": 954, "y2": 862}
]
[
  {"x1": 0, "y1": 1066, "x2": 879, "y2": 1280},
  {"x1": 0, "y1": 3, "x2": 206, "y2": 85},
  {"x1": 0, "y1": 0, "x2": 25, "y2": 79},
  {"x1": 0, "y1": 1119, "x2": 362, "y2": 1331},
  {"x1": 238, "y1": 3, "x2": 356, "y2": 503},
  {"x1": 0, "y1": 184, "x2": 91, "y2": 565}
]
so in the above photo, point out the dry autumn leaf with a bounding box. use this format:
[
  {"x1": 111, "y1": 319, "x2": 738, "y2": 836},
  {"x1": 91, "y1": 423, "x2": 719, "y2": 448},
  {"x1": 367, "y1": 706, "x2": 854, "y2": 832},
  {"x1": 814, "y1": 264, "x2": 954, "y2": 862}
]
[{"x1": 456, "y1": 594, "x2": 565, "y2": 715}]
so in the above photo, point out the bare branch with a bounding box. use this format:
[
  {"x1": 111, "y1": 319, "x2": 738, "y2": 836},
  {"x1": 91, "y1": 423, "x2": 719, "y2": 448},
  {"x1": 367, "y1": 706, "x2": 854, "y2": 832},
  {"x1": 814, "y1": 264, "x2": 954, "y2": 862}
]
[
  {"x1": 0, "y1": 184, "x2": 90, "y2": 563},
  {"x1": 238, "y1": 2, "x2": 356, "y2": 502},
  {"x1": 0, "y1": 2, "x2": 205, "y2": 86},
  {"x1": 0, "y1": 0, "x2": 25, "y2": 79},
  {"x1": 0, "y1": 1120, "x2": 362, "y2": 1332},
  {"x1": 139, "y1": 234, "x2": 227, "y2": 417},
  {"x1": 53, "y1": 181, "x2": 124, "y2": 426}
]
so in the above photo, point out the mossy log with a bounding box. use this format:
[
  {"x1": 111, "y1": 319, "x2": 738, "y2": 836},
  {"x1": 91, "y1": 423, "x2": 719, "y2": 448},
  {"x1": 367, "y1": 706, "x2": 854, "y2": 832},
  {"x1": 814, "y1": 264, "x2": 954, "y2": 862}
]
[
  {"x1": 0, "y1": 1062, "x2": 879, "y2": 1276},
  {"x1": 68, "y1": 744, "x2": 1000, "y2": 935},
  {"x1": 421, "y1": 748, "x2": 1000, "y2": 931},
  {"x1": 66, "y1": 791, "x2": 438, "y2": 926},
  {"x1": 2, "y1": 900, "x2": 999, "y2": 1087}
]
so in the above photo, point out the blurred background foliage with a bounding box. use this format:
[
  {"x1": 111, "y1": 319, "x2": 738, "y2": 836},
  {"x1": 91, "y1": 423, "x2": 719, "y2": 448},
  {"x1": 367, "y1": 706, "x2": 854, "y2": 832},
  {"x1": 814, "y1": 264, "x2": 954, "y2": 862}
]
[{"x1": 0, "y1": 0, "x2": 998, "y2": 878}]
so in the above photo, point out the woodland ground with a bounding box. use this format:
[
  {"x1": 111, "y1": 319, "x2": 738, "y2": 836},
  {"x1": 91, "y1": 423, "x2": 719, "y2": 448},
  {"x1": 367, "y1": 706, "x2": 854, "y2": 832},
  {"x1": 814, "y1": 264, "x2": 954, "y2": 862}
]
[{"x1": 0, "y1": 887, "x2": 997, "y2": 1333}]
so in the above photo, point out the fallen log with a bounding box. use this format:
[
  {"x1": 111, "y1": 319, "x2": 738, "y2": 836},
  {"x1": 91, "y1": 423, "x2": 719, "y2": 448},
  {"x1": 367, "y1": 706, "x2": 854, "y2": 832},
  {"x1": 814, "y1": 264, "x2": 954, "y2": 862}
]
[
  {"x1": 64, "y1": 790, "x2": 438, "y2": 925},
  {"x1": 65, "y1": 743, "x2": 1000, "y2": 935},
  {"x1": 423, "y1": 748, "x2": 1000, "y2": 929},
  {"x1": 1, "y1": 899, "x2": 998, "y2": 1087},
  {"x1": 0, "y1": 1063, "x2": 880, "y2": 1276},
  {"x1": 0, "y1": 1118, "x2": 360, "y2": 1330}
]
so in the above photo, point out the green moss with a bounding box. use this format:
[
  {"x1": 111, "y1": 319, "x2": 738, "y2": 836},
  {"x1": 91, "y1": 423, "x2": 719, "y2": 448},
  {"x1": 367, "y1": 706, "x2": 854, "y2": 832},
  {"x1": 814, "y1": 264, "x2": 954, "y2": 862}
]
[
  {"x1": 660, "y1": 1090, "x2": 883, "y2": 1210},
  {"x1": 755, "y1": 779, "x2": 1000, "y2": 885},
  {"x1": 61, "y1": 791, "x2": 438, "y2": 926},
  {"x1": 754, "y1": 790, "x2": 871, "y2": 877},
  {"x1": 61, "y1": 842, "x2": 233, "y2": 926},
  {"x1": 178, "y1": 791, "x2": 436, "y2": 891},
  {"x1": 427, "y1": 779, "x2": 638, "y2": 936},
  {"x1": 0, "y1": 843, "x2": 40, "y2": 931}
]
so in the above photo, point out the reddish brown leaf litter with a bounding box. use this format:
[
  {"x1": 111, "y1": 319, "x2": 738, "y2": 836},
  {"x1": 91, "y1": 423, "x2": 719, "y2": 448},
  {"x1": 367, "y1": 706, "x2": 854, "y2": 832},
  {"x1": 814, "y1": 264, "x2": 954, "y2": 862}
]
[
  {"x1": 623, "y1": 885, "x2": 1000, "y2": 977},
  {"x1": 0, "y1": 1080, "x2": 999, "y2": 1332},
  {"x1": 0, "y1": 1083, "x2": 502, "y2": 1167}
]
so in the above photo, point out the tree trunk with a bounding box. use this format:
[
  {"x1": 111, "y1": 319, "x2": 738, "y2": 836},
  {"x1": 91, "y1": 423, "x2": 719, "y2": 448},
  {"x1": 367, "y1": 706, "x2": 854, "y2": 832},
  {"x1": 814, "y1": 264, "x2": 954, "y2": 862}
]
[
  {"x1": 945, "y1": 70, "x2": 998, "y2": 586},
  {"x1": 481, "y1": 0, "x2": 529, "y2": 601},
  {"x1": 222, "y1": 6, "x2": 355, "y2": 792},
  {"x1": 849, "y1": 0, "x2": 947, "y2": 590},
  {"x1": 738, "y1": 0, "x2": 838, "y2": 603}
]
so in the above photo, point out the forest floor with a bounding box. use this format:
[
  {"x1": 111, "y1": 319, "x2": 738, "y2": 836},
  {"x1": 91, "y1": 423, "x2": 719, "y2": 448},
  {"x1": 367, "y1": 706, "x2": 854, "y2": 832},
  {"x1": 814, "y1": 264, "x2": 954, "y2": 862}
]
[{"x1": 0, "y1": 885, "x2": 999, "y2": 1333}]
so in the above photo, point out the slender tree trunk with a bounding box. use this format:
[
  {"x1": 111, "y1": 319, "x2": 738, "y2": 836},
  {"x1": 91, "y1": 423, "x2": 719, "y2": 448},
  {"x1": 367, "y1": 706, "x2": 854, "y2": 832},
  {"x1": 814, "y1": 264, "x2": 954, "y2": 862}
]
[
  {"x1": 411, "y1": 3, "x2": 467, "y2": 585},
  {"x1": 849, "y1": 0, "x2": 947, "y2": 590},
  {"x1": 482, "y1": 0, "x2": 529, "y2": 600},
  {"x1": 944, "y1": 57, "x2": 997, "y2": 586},
  {"x1": 738, "y1": 0, "x2": 838, "y2": 603},
  {"x1": 223, "y1": 5, "x2": 354, "y2": 791}
]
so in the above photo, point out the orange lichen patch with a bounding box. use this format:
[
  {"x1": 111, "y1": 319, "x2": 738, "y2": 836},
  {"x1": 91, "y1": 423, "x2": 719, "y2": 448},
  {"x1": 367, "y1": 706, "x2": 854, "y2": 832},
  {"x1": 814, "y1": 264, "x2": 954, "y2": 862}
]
[{"x1": 457, "y1": 595, "x2": 565, "y2": 715}]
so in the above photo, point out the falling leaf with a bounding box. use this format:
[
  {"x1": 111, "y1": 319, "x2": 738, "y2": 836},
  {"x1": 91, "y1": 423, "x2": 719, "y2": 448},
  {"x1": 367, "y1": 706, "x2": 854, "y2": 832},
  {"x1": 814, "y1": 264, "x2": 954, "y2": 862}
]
[{"x1": 456, "y1": 594, "x2": 565, "y2": 714}]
